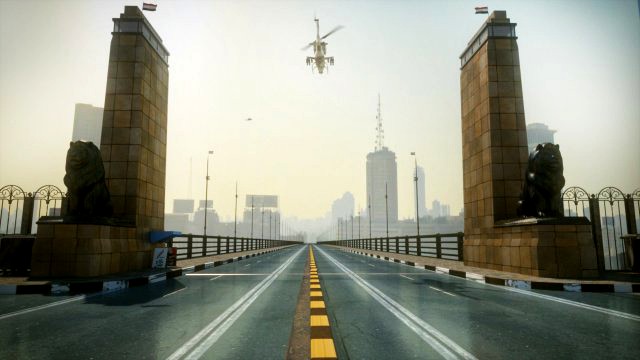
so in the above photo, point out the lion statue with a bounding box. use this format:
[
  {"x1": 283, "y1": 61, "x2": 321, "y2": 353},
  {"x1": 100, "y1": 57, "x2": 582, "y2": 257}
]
[
  {"x1": 63, "y1": 141, "x2": 113, "y2": 217},
  {"x1": 517, "y1": 143, "x2": 565, "y2": 218}
]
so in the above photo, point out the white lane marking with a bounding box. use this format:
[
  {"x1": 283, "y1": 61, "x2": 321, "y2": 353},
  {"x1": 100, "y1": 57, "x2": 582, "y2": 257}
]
[
  {"x1": 497, "y1": 285, "x2": 640, "y2": 322},
  {"x1": 162, "y1": 288, "x2": 187, "y2": 298},
  {"x1": 316, "y1": 246, "x2": 477, "y2": 360},
  {"x1": 186, "y1": 273, "x2": 270, "y2": 276},
  {"x1": 167, "y1": 247, "x2": 304, "y2": 360},
  {"x1": 429, "y1": 286, "x2": 456, "y2": 297},
  {"x1": 368, "y1": 264, "x2": 375, "y2": 268},
  {"x1": 0, "y1": 295, "x2": 86, "y2": 321},
  {"x1": 243, "y1": 264, "x2": 251, "y2": 267},
  {"x1": 208, "y1": 276, "x2": 223, "y2": 282},
  {"x1": 399, "y1": 274, "x2": 415, "y2": 281}
]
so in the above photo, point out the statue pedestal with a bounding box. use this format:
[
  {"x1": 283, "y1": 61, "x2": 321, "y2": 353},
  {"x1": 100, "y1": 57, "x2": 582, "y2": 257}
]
[
  {"x1": 463, "y1": 217, "x2": 599, "y2": 278},
  {"x1": 30, "y1": 219, "x2": 156, "y2": 278}
]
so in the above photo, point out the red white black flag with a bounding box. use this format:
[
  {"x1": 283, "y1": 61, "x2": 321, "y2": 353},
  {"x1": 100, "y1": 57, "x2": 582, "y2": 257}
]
[
  {"x1": 143, "y1": 3, "x2": 157, "y2": 11},
  {"x1": 475, "y1": 6, "x2": 489, "y2": 14}
]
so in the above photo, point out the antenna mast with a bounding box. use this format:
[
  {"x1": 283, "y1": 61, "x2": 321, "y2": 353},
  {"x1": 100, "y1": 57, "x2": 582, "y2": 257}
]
[{"x1": 375, "y1": 94, "x2": 384, "y2": 151}]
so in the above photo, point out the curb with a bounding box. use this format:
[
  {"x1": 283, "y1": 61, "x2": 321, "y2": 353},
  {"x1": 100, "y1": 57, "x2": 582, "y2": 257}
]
[
  {"x1": 0, "y1": 248, "x2": 282, "y2": 296},
  {"x1": 339, "y1": 248, "x2": 640, "y2": 293}
]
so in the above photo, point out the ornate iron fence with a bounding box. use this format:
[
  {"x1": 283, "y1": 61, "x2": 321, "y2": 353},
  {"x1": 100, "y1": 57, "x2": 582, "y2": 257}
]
[
  {"x1": 562, "y1": 186, "x2": 639, "y2": 271},
  {"x1": 0, "y1": 185, "x2": 65, "y2": 235}
]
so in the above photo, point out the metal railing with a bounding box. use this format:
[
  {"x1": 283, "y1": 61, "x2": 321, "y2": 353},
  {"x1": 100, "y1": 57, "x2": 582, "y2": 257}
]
[
  {"x1": 324, "y1": 232, "x2": 464, "y2": 261},
  {"x1": 167, "y1": 235, "x2": 299, "y2": 261}
]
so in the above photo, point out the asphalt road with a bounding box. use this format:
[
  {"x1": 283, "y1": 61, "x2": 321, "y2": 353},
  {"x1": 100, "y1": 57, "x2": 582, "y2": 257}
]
[{"x1": 0, "y1": 244, "x2": 638, "y2": 359}]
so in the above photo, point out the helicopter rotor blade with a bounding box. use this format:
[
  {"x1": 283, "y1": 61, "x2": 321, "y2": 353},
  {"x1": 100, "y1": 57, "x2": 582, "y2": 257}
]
[
  {"x1": 301, "y1": 42, "x2": 315, "y2": 51},
  {"x1": 321, "y1": 25, "x2": 344, "y2": 39}
]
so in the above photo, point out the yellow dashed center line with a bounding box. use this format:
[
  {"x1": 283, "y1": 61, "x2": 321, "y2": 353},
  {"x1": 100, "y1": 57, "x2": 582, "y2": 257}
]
[{"x1": 308, "y1": 247, "x2": 337, "y2": 359}]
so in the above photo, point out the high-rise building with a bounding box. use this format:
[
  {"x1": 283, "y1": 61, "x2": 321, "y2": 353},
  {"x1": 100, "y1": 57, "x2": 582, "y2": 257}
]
[
  {"x1": 366, "y1": 95, "x2": 398, "y2": 236},
  {"x1": 415, "y1": 166, "x2": 427, "y2": 217},
  {"x1": 526, "y1": 122, "x2": 556, "y2": 154},
  {"x1": 72, "y1": 103, "x2": 103, "y2": 145},
  {"x1": 331, "y1": 192, "x2": 355, "y2": 222}
]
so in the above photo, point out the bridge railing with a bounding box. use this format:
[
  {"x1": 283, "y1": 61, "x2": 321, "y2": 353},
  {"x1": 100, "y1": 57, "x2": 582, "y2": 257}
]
[
  {"x1": 324, "y1": 232, "x2": 464, "y2": 261},
  {"x1": 167, "y1": 235, "x2": 299, "y2": 260}
]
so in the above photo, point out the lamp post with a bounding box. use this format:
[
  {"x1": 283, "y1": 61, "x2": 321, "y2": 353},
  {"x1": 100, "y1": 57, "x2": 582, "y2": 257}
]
[
  {"x1": 233, "y1": 181, "x2": 238, "y2": 238},
  {"x1": 261, "y1": 208, "x2": 264, "y2": 239},
  {"x1": 368, "y1": 194, "x2": 372, "y2": 239},
  {"x1": 385, "y1": 182, "x2": 389, "y2": 240},
  {"x1": 250, "y1": 196, "x2": 254, "y2": 238},
  {"x1": 411, "y1": 152, "x2": 420, "y2": 238},
  {"x1": 269, "y1": 210, "x2": 272, "y2": 240},
  {"x1": 204, "y1": 150, "x2": 213, "y2": 236}
]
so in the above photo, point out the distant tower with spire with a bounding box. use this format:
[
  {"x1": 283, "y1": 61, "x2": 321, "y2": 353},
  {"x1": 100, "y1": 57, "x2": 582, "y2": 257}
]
[{"x1": 366, "y1": 94, "x2": 398, "y2": 236}]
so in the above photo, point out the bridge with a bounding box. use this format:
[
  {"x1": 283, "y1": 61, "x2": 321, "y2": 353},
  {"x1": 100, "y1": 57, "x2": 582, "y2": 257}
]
[{"x1": 1, "y1": 243, "x2": 639, "y2": 359}]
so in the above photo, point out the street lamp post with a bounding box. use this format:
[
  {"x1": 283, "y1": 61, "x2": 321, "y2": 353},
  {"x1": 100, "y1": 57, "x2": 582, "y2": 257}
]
[
  {"x1": 204, "y1": 150, "x2": 213, "y2": 236},
  {"x1": 269, "y1": 211, "x2": 272, "y2": 240},
  {"x1": 234, "y1": 181, "x2": 238, "y2": 238},
  {"x1": 368, "y1": 194, "x2": 372, "y2": 239},
  {"x1": 411, "y1": 152, "x2": 420, "y2": 238},
  {"x1": 385, "y1": 182, "x2": 389, "y2": 241},
  {"x1": 250, "y1": 196, "x2": 254, "y2": 239}
]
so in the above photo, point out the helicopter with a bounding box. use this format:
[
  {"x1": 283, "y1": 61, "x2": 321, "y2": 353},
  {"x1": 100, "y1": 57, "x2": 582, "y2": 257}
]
[{"x1": 302, "y1": 18, "x2": 343, "y2": 74}]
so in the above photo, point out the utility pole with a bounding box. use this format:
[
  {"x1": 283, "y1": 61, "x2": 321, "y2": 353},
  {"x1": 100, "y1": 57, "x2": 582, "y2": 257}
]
[
  {"x1": 385, "y1": 182, "x2": 389, "y2": 240},
  {"x1": 368, "y1": 194, "x2": 372, "y2": 239},
  {"x1": 411, "y1": 152, "x2": 420, "y2": 238},
  {"x1": 250, "y1": 196, "x2": 254, "y2": 238},
  {"x1": 204, "y1": 150, "x2": 213, "y2": 236},
  {"x1": 233, "y1": 181, "x2": 238, "y2": 238}
]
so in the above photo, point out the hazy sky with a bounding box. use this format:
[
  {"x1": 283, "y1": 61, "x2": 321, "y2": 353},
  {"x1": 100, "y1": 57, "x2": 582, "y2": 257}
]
[{"x1": 1, "y1": 0, "x2": 639, "y2": 222}]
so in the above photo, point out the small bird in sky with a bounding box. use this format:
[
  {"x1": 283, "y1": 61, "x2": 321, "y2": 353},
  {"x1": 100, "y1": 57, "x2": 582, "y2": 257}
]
[{"x1": 245, "y1": 117, "x2": 253, "y2": 121}]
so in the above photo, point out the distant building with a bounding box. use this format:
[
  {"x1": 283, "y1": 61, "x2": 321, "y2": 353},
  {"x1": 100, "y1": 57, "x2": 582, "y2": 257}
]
[
  {"x1": 527, "y1": 122, "x2": 556, "y2": 154},
  {"x1": 165, "y1": 213, "x2": 189, "y2": 233},
  {"x1": 173, "y1": 199, "x2": 194, "y2": 214},
  {"x1": 331, "y1": 192, "x2": 355, "y2": 222},
  {"x1": 72, "y1": 103, "x2": 103, "y2": 145},
  {"x1": 366, "y1": 95, "x2": 398, "y2": 236}
]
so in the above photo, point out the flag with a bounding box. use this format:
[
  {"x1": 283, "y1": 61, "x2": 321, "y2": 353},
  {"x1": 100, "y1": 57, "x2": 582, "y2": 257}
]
[
  {"x1": 475, "y1": 6, "x2": 488, "y2": 14},
  {"x1": 143, "y1": 3, "x2": 157, "y2": 11}
]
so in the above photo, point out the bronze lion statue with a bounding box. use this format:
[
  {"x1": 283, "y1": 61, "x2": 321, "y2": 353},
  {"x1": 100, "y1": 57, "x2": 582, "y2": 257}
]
[
  {"x1": 63, "y1": 141, "x2": 113, "y2": 217},
  {"x1": 517, "y1": 143, "x2": 565, "y2": 218}
]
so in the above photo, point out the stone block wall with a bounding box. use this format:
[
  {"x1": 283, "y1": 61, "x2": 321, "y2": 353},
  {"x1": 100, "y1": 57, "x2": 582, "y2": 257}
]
[
  {"x1": 31, "y1": 223, "x2": 154, "y2": 278},
  {"x1": 463, "y1": 222, "x2": 598, "y2": 278}
]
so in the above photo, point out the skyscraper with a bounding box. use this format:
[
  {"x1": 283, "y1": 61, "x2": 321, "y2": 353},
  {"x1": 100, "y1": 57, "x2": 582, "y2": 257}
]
[
  {"x1": 526, "y1": 122, "x2": 556, "y2": 154},
  {"x1": 331, "y1": 192, "x2": 355, "y2": 222},
  {"x1": 72, "y1": 103, "x2": 103, "y2": 145},
  {"x1": 366, "y1": 95, "x2": 398, "y2": 236}
]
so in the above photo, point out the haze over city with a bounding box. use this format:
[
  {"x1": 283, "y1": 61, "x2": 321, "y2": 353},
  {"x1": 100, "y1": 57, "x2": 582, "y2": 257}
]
[{"x1": 1, "y1": 0, "x2": 638, "y2": 223}]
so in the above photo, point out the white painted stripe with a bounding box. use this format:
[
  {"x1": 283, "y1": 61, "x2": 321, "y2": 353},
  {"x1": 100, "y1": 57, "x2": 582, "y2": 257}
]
[
  {"x1": 316, "y1": 246, "x2": 477, "y2": 360},
  {"x1": 162, "y1": 288, "x2": 187, "y2": 297},
  {"x1": 368, "y1": 264, "x2": 375, "y2": 268},
  {"x1": 400, "y1": 260, "x2": 406, "y2": 264},
  {"x1": 399, "y1": 274, "x2": 415, "y2": 281},
  {"x1": 563, "y1": 284, "x2": 581, "y2": 292},
  {"x1": 465, "y1": 273, "x2": 484, "y2": 283},
  {"x1": 0, "y1": 295, "x2": 86, "y2": 321},
  {"x1": 208, "y1": 275, "x2": 223, "y2": 282},
  {"x1": 204, "y1": 262, "x2": 214, "y2": 268},
  {"x1": 103, "y1": 281, "x2": 127, "y2": 293},
  {"x1": 182, "y1": 266, "x2": 195, "y2": 274},
  {"x1": 166, "y1": 247, "x2": 304, "y2": 360},
  {"x1": 506, "y1": 280, "x2": 531, "y2": 290},
  {"x1": 429, "y1": 286, "x2": 457, "y2": 297},
  {"x1": 149, "y1": 274, "x2": 167, "y2": 284},
  {"x1": 436, "y1": 267, "x2": 449, "y2": 274},
  {"x1": 0, "y1": 285, "x2": 17, "y2": 295},
  {"x1": 497, "y1": 285, "x2": 640, "y2": 322},
  {"x1": 614, "y1": 283, "x2": 632, "y2": 293}
]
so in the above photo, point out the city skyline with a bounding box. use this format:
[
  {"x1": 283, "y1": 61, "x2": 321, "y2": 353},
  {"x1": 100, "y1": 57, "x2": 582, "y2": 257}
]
[{"x1": 1, "y1": 0, "x2": 639, "y2": 222}]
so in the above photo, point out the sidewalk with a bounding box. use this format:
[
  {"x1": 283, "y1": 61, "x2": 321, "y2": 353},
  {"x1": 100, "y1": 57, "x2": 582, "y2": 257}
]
[
  {"x1": 326, "y1": 245, "x2": 640, "y2": 293},
  {"x1": 0, "y1": 245, "x2": 294, "y2": 295}
]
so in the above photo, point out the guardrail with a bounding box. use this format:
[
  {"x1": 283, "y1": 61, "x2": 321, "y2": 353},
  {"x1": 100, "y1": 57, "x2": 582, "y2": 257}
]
[
  {"x1": 324, "y1": 232, "x2": 464, "y2": 261},
  {"x1": 167, "y1": 235, "x2": 300, "y2": 260}
]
